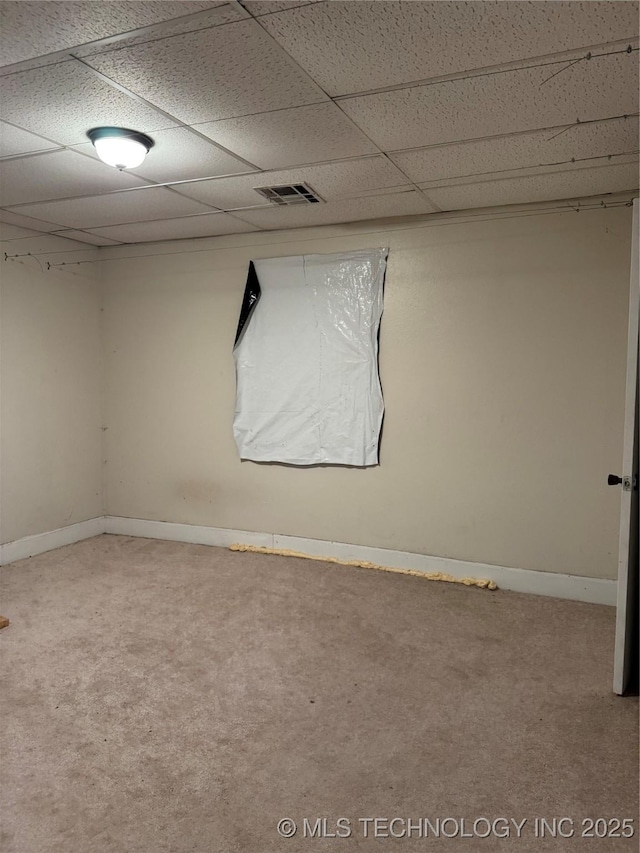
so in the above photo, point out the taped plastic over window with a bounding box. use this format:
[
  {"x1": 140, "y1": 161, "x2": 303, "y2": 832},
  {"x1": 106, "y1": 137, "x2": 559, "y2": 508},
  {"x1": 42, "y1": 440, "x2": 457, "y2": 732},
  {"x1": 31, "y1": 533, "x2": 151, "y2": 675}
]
[
  {"x1": 233, "y1": 261, "x2": 261, "y2": 348},
  {"x1": 232, "y1": 248, "x2": 388, "y2": 466}
]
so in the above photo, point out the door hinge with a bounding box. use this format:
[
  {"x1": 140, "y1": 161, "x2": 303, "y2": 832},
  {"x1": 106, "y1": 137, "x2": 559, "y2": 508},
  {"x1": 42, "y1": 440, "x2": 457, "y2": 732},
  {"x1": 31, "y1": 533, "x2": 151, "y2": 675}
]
[{"x1": 622, "y1": 475, "x2": 637, "y2": 492}]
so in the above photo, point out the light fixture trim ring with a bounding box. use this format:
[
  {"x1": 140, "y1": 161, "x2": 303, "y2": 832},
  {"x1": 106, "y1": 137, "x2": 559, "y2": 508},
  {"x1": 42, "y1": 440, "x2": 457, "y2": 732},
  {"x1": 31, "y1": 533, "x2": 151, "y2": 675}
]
[{"x1": 86, "y1": 126, "x2": 155, "y2": 151}]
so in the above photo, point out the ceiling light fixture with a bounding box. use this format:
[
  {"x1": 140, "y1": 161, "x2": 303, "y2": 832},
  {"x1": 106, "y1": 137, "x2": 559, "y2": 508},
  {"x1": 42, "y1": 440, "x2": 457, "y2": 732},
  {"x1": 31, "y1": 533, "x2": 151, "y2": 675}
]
[{"x1": 87, "y1": 127, "x2": 154, "y2": 170}]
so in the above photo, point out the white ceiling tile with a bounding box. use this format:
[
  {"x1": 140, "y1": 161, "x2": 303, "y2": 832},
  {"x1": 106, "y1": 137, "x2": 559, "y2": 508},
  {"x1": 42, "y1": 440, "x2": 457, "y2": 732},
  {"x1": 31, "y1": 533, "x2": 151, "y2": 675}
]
[
  {"x1": 74, "y1": 4, "x2": 249, "y2": 60},
  {"x1": 391, "y1": 117, "x2": 639, "y2": 184},
  {"x1": 0, "y1": 121, "x2": 60, "y2": 157},
  {"x1": 0, "y1": 232, "x2": 99, "y2": 255},
  {"x1": 0, "y1": 208, "x2": 65, "y2": 232},
  {"x1": 241, "y1": 1, "x2": 323, "y2": 15},
  {"x1": 340, "y1": 53, "x2": 639, "y2": 150},
  {"x1": 0, "y1": 222, "x2": 45, "y2": 241},
  {"x1": 0, "y1": 1, "x2": 221, "y2": 67},
  {"x1": 84, "y1": 19, "x2": 328, "y2": 125},
  {"x1": 131, "y1": 127, "x2": 257, "y2": 181},
  {"x1": 0, "y1": 61, "x2": 178, "y2": 146},
  {"x1": 232, "y1": 189, "x2": 435, "y2": 229},
  {"x1": 175, "y1": 156, "x2": 412, "y2": 209},
  {"x1": 424, "y1": 162, "x2": 639, "y2": 210},
  {"x1": 0, "y1": 149, "x2": 149, "y2": 206},
  {"x1": 196, "y1": 103, "x2": 379, "y2": 169},
  {"x1": 260, "y1": 1, "x2": 639, "y2": 96},
  {"x1": 86, "y1": 212, "x2": 260, "y2": 243},
  {"x1": 9, "y1": 187, "x2": 216, "y2": 229},
  {"x1": 54, "y1": 230, "x2": 123, "y2": 246},
  {"x1": 0, "y1": 54, "x2": 73, "y2": 78}
]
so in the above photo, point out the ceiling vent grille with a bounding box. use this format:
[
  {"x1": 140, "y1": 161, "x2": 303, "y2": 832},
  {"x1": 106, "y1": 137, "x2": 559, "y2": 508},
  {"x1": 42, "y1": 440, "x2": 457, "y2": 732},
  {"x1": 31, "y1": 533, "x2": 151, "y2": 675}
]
[{"x1": 254, "y1": 183, "x2": 323, "y2": 205}]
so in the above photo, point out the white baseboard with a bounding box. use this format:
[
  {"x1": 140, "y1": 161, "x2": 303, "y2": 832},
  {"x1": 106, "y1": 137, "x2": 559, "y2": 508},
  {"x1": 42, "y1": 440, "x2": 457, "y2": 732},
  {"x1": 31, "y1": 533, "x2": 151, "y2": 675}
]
[
  {"x1": 104, "y1": 516, "x2": 617, "y2": 606},
  {"x1": 0, "y1": 517, "x2": 105, "y2": 566},
  {"x1": 105, "y1": 516, "x2": 273, "y2": 548},
  {"x1": 1, "y1": 515, "x2": 616, "y2": 606}
]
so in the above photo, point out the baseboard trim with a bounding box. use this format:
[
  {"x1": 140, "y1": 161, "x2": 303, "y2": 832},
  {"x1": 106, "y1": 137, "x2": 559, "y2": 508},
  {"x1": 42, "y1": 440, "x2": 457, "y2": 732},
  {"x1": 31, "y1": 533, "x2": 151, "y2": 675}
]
[
  {"x1": 104, "y1": 516, "x2": 617, "y2": 606},
  {"x1": 0, "y1": 517, "x2": 105, "y2": 566},
  {"x1": 104, "y1": 516, "x2": 272, "y2": 549},
  {"x1": 1, "y1": 515, "x2": 615, "y2": 606}
]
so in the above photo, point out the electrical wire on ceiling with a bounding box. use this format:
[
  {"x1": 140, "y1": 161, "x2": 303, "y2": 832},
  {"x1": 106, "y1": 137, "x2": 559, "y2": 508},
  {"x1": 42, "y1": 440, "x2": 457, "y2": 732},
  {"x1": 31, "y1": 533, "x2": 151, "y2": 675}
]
[
  {"x1": 538, "y1": 44, "x2": 636, "y2": 87},
  {"x1": 2, "y1": 197, "x2": 634, "y2": 270},
  {"x1": 333, "y1": 45, "x2": 639, "y2": 101}
]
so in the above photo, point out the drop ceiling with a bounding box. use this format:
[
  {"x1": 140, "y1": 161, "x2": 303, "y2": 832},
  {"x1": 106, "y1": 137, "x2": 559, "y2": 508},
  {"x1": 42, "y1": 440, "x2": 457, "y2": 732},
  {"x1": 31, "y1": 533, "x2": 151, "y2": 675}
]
[{"x1": 0, "y1": 0, "x2": 638, "y2": 245}]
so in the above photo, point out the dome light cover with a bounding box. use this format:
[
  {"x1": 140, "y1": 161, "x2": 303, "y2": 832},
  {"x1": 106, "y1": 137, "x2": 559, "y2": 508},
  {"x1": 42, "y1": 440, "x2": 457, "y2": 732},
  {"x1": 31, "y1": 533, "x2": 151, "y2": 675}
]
[{"x1": 87, "y1": 127, "x2": 154, "y2": 170}]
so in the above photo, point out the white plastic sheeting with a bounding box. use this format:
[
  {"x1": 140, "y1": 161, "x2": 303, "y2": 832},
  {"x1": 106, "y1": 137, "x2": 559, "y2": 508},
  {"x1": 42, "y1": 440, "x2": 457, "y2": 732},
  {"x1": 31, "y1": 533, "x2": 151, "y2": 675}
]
[{"x1": 233, "y1": 248, "x2": 388, "y2": 466}]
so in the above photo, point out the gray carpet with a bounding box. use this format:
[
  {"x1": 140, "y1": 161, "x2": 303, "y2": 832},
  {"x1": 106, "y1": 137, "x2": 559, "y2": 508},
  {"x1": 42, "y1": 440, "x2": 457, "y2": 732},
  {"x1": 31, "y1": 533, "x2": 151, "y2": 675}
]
[{"x1": 0, "y1": 534, "x2": 637, "y2": 852}]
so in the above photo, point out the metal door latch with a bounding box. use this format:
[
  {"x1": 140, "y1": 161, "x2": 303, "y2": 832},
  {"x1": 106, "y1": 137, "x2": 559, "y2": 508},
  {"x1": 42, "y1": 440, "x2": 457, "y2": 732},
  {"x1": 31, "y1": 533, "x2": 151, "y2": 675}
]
[
  {"x1": 608, "y1": 474, "x2": 637, "y2": 491},
  {"x1": 622, "y1": 475, "x2": 635, "y2": 492}
]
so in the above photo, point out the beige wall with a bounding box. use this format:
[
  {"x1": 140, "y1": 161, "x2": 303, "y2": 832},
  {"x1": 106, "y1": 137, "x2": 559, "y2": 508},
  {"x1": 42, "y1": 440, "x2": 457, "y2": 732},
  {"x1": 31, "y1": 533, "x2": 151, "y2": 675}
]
[
  {"x1": 102, "y1": 206, "x2": 632, "y2": 579},
  {"x1": 0, "y1": 257, "x2": 103, "y2": 543}
]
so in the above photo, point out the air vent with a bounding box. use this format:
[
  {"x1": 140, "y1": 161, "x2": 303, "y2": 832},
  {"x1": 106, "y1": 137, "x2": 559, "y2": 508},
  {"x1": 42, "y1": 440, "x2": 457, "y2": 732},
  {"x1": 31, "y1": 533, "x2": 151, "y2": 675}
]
[{"x1": 254, "y1": 183, "x2": 323, "y2": 206}]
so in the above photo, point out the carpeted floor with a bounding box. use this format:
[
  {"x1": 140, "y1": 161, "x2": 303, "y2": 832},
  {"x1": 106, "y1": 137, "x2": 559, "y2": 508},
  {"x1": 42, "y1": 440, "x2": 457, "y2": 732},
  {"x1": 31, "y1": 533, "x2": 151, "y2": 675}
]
[{"x1": 0, "y1": 534, "x2": 637, "y2": 852}]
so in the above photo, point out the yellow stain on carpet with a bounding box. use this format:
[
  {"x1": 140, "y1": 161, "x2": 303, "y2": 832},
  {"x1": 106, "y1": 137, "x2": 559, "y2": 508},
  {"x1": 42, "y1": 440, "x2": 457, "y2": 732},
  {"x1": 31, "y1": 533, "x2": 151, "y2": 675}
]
[{"x1": 229, "y1": 544, "x2": 498, "y2": 590}]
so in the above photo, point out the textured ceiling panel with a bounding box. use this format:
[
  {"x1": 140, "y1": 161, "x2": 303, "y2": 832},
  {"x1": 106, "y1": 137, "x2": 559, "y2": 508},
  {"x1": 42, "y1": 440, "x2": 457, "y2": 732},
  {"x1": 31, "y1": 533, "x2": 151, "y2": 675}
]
[
  {"x1": 174, "y1": 156, "x2": 416, "y2": 209},
  {"x1": 0, "y1": 52, "x2": 80, "y2": 78},
  {"x1": 0, "y1": 208, "x2": 67, "y2": 232},
  {"x1": 131, "y1": 127, "x2": 257, "y2": 181},
  {"x1": 425, "y1": 162, "x2": 639, "y2": 210},
  {"x1": 241, "y1": 1, "x2": 323, "y2": 16},
  {"x1": 85, "y1": 20, "x2": 328, "y2": 125},
  {"x1": 391, "y1": 117, "x2": 639, "y2": 184},
  {"x1": 0, "y1": 121, "x2": 60, "y2": 158},
  {"x1": 0, "y1": 222, "x2": 45, "y2": 240},
  {"x1": 56, "y1": 229, "x2": 123, "y2": 246},
  {"x1": 74, "y1": 4, "x2": 249, "y2": 59},
  {"x1": 74, "y1": 127, "x2": 257, "y2": 182},
  {"x1": 0, "y1": 232, "x2": 97, "y2": 255},
  {"x1": 0, "y1": 1, "x2": 220, "y2": 67},
  {"x1": 85, "y1": 212, "x2": 260, "y2": 243},
  {"x1": 233, "y1": 189, "x2": 435, "y2": 229},
  {"x1": 0, "y1": 61, "x2": 178, "y2": 146},
  {"x1": 340, "y1": 53, "x2": 638, "y2": 150},
  {"x1": 10, "y1": 187, "x2": 216, "y2": 230},
  {"x1": 0, "y1": 150, "x2": 148, "y2": 207},
  {"x1": 259, "y1": 0, "x2": 639, "y2": 96},
  {"x1": 197, "y1": 103, "x2": 378, "y2": 170}
]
